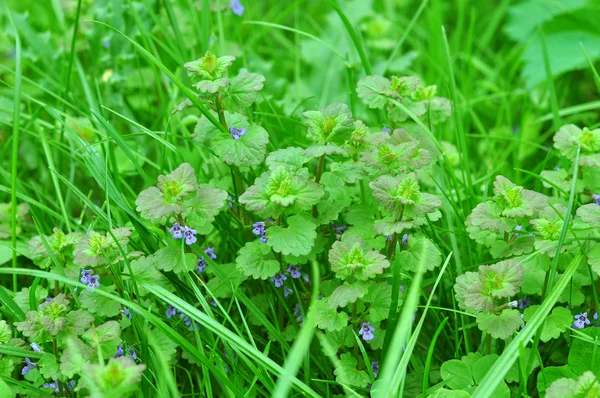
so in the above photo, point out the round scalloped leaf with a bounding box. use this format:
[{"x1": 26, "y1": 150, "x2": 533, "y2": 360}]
[
  {"x1": 476, "y1": 309, "x2": 522, "y2": 340},
  {"x1": 212, "y1": 124, "x2": 269, "y2": 167},
  {"x1": 479, "y1": 259, "x2": 524, "y2": 299},
  {"x1": 328, "y1": 282, "x2": 368, "y2": 309},
  {"x1": 266, "y1": 214, "x2": 317, "y2": 257},
  {"x1": 329, "y1": 236, "x2": 390, "y2": 281},
  {"x1": 356, "y1": 75, "x2": 392, "y2": 109},
  {"x1": 235, "y1": 241, "x2": 280, "y2": 280}
]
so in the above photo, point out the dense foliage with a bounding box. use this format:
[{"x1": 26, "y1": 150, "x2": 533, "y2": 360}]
[{"x1": 2, "y1": 0, "x2": 600, "y2": 397}]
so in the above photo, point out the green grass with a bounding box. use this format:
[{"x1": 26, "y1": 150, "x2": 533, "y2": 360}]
[{"x1": 2, "y1": 0, "x2": 600, "y2": 397}]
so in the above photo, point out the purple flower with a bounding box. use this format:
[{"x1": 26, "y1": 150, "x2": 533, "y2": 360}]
[
  {"x1": 283, "y1": 286, "x2": 293, "y2": 298},
  {"x1": 102, "y1": 40, "x2": 110, "y2": 48},
  {"x1": 385, "y1": 235, "x2": 393, "y2": 242},
  {"x1": 204, "y1": 247, "x2": 217, "y2": 260},
  {"x1": 227, "y1": 195, "x2": 234, "y2": 209},
  {"x1": 252, "y1": 222, "x2": 265, "y2": 235},
  {"x1": 129, "y1": 347, "x2": 139, "y2": 361},
  {"x1": 514, "y1": 225, "x2": 523, "y2": 237},
  {"x1": 332, "y1": 223, "x2": 348, "y2": 237},
  {"x1": 196, "y1": 257, "x2": 207, "y2": 273},
  {"x1": 286, "y1": 265, "x2": 302, "y2": 279},
  {"x1": 22, "y1": 358, "x2": 36, "y2": 375},
  {"x1": 210, "y1": 299, "x2": 218, "y2": 307},
  {"x1": 508, "y1": 300, "x2": 518, "y2": 308},
  {"x1": 230, "y1": 0, "x2": 244, "y2": 16},
  {"x1": 593, "y1": 194, "x2": 600, "y2": 206},
  {"x1": 87, "y1": 275, "x2": 100, "y2": 291},
  {"x1": 382, "y1": 126, "x2": 391, "y2": 134},
  {"x1": 371, "y1": 361, "x2": 379, "y2": 378},
  {"x1": 359, "y1": 322, "x2": 375, "y2": 341},
  {"x1": 30, "y1": 342, "x2": 41, "y2": 353},
  {"x1": 594, "y1": 312, "x2": 598, "y2": 320},
  {"x1": 401, "y1": 234, "x2": 409, "y2": 246},
  {"x1": 554, "y1": 166, "x2": 560, "y2": 171},
  {"x1": 183, "y1": 226, "x2": 197, "y2": 245},
  {"x1": 229, "y1": 125, "x2": 247, "y2": 140},
  {"x1": 260, "y1": 234, "x2": 268, "y2": 243},
  {"x1": 42, "y1": 381, "x2": 59, "y2": 392},
  {"x1": 166, "y1": 306, "x2": 178, "y2": 319},
  {"x1": 573, "y1": 313, "x2": 591, "y2": 329},
  {"x1": 169, "y1": 222, "x2": 183, "y2": 239},
  {"x1": 81, "y1": 269, "x2": 93, "y2": 284},
  {"x1": 270, "y1": 272, "x2": 287, "y2": 288},
  {"x1": 121, "y1": 309, "x2": 132, "y2": 321},
  {"x1": 114, "y1": 344, "x2": 124, "y2": 358},
  {"x1": 518, "y1": 296, "x2": 530, "y2": 310}
]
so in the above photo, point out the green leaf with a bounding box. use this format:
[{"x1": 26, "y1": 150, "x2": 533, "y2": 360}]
[
  {"x1": 127, "y1": 256, "x2": 173, "y2": 296},
  {"x1": 302, "y1": 102, "x2": 355, "y2": 145},
  {"x1": 265, "y1": 147, "x2": 309, "y2": 172},
  {"x1": 329, "y1": 235, "x2": 390, "y2": 281},
  {"x1": 221, "y1": 71, "x2": 265, "y2": 112},
  {"x1": 537, "y1": 365, "x2": 578, "y2": 394},
  {"x1": 135, "y1": 163, "x2": 199, "y2": 224},
  {"x1": 311, "y1": 299, "x2": 348, "y2": 332},
  {"x1": 476, "y1": 309, "x2": 522, "y2": 340},
  {"x1": 320, "y1": 327, "x2": 354, "y2": 356},
  {"x1": 60, "y1": 338, "x2": 93, "y2": 378},
  {"x1": 212, "y1": 124, "x2": 269, "y2": 167},
  {"x1": 87, "y1": 356, "x2": 146, "y2": 396},
  {"x1": 144, "y1": 247, "x2": 197, "y2": 274},
  {"x1": 568, "y1": 328, "x2": 600, "y2": 376},
  {"x1": 546, "y1": 371, "x2": 600, "y2": 398},
  {"x1": 328, "y1": 282, "x2": 368, "y2": 309},
  {"x1": 363, "y1": 282, "x2": 393, "y2": 323},
  {"x1": 440, "y1": 359, "x2": 474, "y2": 390},
  {"x1": 524, "y1": 305, "x2": 572, "y2": 343},
  {"x1": 38, "y1": 353, "x2": 60, "y2": 380},
  {"x1": 28, "y1": 228, "x2": 83, "y2": 269},
  {"x1": 194, "y1": 111, "x2": 247, "y2": 143},
  {"x1": 184, "y1": 51, "x2": 235, "y2": 80},
  {"x1": 240, "y1": 168, "x2": 324, "y2": 218},
  {"x1": 73, "y1": 228, "x2": 132, "y2": 267},
  {"x1": 187, "y1": 185, "x2": 228, "y2": 228},
  {"x1": 82, "y1": 321, "x2": 122, "y2": 358},
  {"x1": 236, "y1": 241, "x2": 280, "y2": 280},
  {"x1": 479, "y1": 260, "x2": 524, "y2": 299},
  {"x1": 80, "y1": 286, "x2": 122, "y2": 317},
  {"x1": 454, "y1": 271, "x2": 494, "y2": 313},
  {"x1": 0, "y1": 320, "x2": 10, "y2": 344},
  {"x1": 397, "y1": 235, "x2": 441, "y2": 271},
  {"x1": 334, "y1": 352, "x2": 371, "y2": 388},
  {"x1": 267, "y1": 214, "x2": 317, "y2": 256},
  {"x1": 492, "y1": 175, "x2": 548, "y2": 218},
  {"x1": 553, "y1": 124, "x2": 600, "y2": 166},
  {"x1": 356, "y1": 75, "x2": 392, "y2": 109},
  {"x1": 428, "y1": 389, "x2": 471, "y2": 397}
]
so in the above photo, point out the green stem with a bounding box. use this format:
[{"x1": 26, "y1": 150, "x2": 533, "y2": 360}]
[
  {"x1": 312, "y1": 155, "x2": 326, "y2": 218},
  {"x1": 215, "y1": 96, "x2": 228, "y2": 130}
]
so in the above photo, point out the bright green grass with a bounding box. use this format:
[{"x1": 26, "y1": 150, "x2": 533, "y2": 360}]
[{"x1": 1, "y1": 0, "x2": 600, "y2": 397}]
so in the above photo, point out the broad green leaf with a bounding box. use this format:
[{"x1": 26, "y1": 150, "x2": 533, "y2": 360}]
[
  {"x1": 356, "y1": 75, "x2": 392, "y2": 109},
  {"x1": 524, "y1": 305, "x2": 572, "y2": 342},
  {"x1": 328, "y1": 282, "x2": 368, "y2": 309},
  {"x1": 80, "y1": 286, "x2": 122, "y2": 317},
  {"x1": 476, "y1": 309, "x2": 522, "y2": 340},
  {"x1": 303, "y1": 102, "x2": 355, "y2": 145},
  {"x1": 329, "y1": 235, "x2": 390, "y2": 281},
  {"x1": 82, "y1": 321, "x2": 121, "y2": 358},
  {"x1": 398, "y1": 235, "x2": 441, "y2": 271},
  {"x1": 267, "y1": 214, "x2": 317, "y2": 256},
  {"x1": 440, "y1": 359, "x2": 474, "y2": 390},
  {"x1": 311, "y1": 299, "x2": 348, "y2": 332},
  {"x1": 212, "y1": 124, "x2": 269, "y2": 167},
  {"x1": 363, "y1": 282, "x2": 393, "y2": 323},
  {"x1": 479, "y1": 260, "x2": 524, "y2": 299},
  {"x1": 221, "y1": 71, "x2": 265, "y2": 112},
  {"x1": 334, "y1": 352, "x2": 371, "y2": 388},
  {"x1": 235, "y1": 241, "x2": 280, "y2": 280},
  {"x1": 568, "y1": 328, "x2": 600, "y2": 376},
  {"x1": 546, "y1": 371, "x2": 600, "y2": 398},
  {"x1": 73, "y1": 228, "x2": 132, "y2": 267}
]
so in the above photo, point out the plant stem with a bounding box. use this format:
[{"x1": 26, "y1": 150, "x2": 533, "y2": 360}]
[{"x1": 312, "y1": 155, "x2": 326, "y2": 217}]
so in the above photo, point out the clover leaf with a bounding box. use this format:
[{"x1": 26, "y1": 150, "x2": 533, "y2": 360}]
[
  {"x1": 329, "y1": 235, "x2": 390, "y2": 281},
  {"x1": 266, "y1": 214, "x2": 317, "y2": 256}
]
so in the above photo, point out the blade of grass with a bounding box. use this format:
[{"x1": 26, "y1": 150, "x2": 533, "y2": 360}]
[
  {"x1": 540, "y1": 28, "x2": 561, "y2": 131},
  {"x1": 580, "y1": 43, "x2": 600, "y2": 96},
  {"x1": 7, "y1": 8, "x2": 22, "y2": 293},
  {"x1": 324, "y1": 0, "x2": 372, "y2": 75}
]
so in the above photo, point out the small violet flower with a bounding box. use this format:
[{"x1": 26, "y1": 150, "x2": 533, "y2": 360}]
[
  {"x1": 81, "y1": 269, "x2": 93, "y2": 284},
  {"x1": 121, "y1": 308, "x2": 133, "y2": 321},
  {"x1": 229, "y1": 125, "x2": 247, "y2": 140},
  {"x1": 196, "y1": 257, "x2": 207, "y2": 273},
  {"x1": 230, "y1": 0, "x2": 244, "y2": 16},
  {"x1": 183, "y1": 226, "x2": 198, "y2": 245},
  {"x1": 332, "y1": 223, "x2": 348, "y2": 237},
  {"x1": 518, "y1": 296, "x2": 531, "y2": 310},
  {"x1": 252, "y1": 222, "x2": 265, "y2": 236},
  {"x1": 514, "y1": 225, "x2": 522, "y2": 237},
  {"x1": 166, "y1": 305, "x2": 178, "y2": 319},
  {"x1": 359, "y1": 322, "x2": 375, "y2": 341},
  {"x1": 401, "y1": 234, "x2": 409, "y2": 246},
  {"x1": 270, "y1": 272, "x2": 287, "y2": 288},
  {"x1": 129, "y1": 347, "x2": 139, "y2": 361},
  {"x1": 114, "y1": 344, "x2": 124, "y2": 358},
  {"x1": 507, "y1": 300, "x2": 518, "y2": 308},
  {"x1": 30, "y1": 342, "x2": 41, "y2": 353},
  {"x1": 371, "y1": 361, "x2": 379, "y2": 378},
  {"x1": 169, "y1": 222, "x2": 183, "y2": 239},
  {"x1": 284, "y1": 286, "x2": 293, "y2": 298},
  {"x1": 87, "y1": 275, "x2": 100, "y2": 291},
  {"x1": 22, "y1": 358, "x2": 36, "y2": 375},
  {"x1": 593, "y1": 194, "x2": 600, "y2": 206},
  {"x1": 204, "y1": 247, "x2": 217, "y2": 260},
  {"x1": 382, "y1": 126, "x2": 391, "y2": 134},
  {"x1": 573, "y1": 313, "x2": 591, "y2": 329},
  {"x1": 259, "y1": 234, "x2": 268, "y2": 243},
  {"x1": 594, "y1": 312, "x2": 599, "y2": 320},
  {"x1": 286, "y1": 265, "x2": 302, "y2": 279}
]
